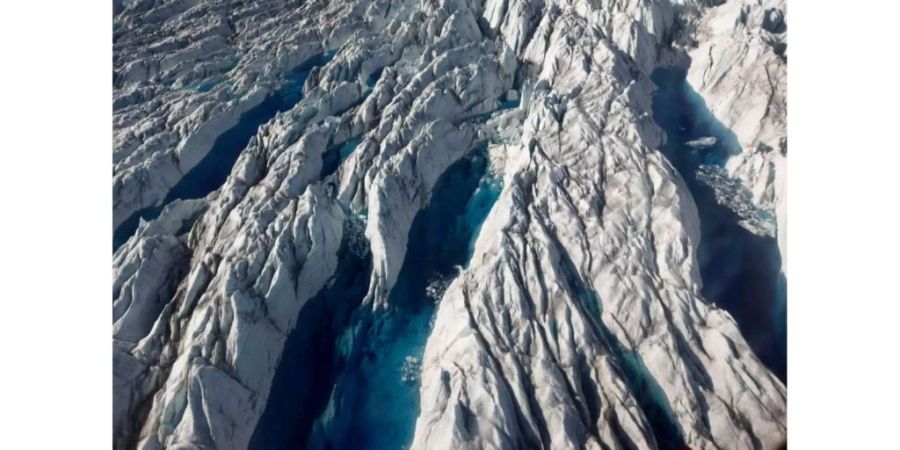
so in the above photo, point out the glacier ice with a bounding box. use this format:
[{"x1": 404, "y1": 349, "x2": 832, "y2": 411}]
[
  {"x1": 650, "y1": 66, "x2": 786, "y2": 383},
  {"x1": 112, "y1": 0, "x2": 788, "y2": 448}
]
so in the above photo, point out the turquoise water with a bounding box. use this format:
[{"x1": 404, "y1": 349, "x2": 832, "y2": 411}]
[
  {"x1": 650, "y1": 68, "x2": 741, "y2": 166},
  {"x1": 651, "y1": 68, "x2": 787, "y2": 382},
  {"x1": 306, "y1": 148, "x2": 501, "y2": 450},
  {"x1": 113, "y1": 52, "x2": 336, "y2": 252},
  {"x1": 498, "y1": 97, "x2": 520, "y2": 110},
  {"x1": 320, "y1": 137, "x2": 362, "y2": 178},
  {"x1": 366, "y1": 68, "x2": 384, "y2": 90},
  {"x1": 465, "y1": 95, "x2": 521, "y2": 124},
  {"x1": 113, "y1": 206, "x2": 162, "y2": 251},
  {"x1": 249, "y1": 217, "x2": 372, "y2": 450},
  {"x1": 461, "y1": 171, "x2": 502, "y2": 256}
]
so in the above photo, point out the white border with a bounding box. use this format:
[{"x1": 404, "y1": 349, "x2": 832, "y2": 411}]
[
  {"x1": 0, "y1": 1, "x2": 111, "y2": 447},
  {"x1": 790, "y1": 0, "x2": 900, "y2": 447},
  {"x1": 1, "y1": 0, "x2": 899, "y2": 447}
]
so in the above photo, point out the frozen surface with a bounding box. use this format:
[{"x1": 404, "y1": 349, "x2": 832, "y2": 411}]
[
  {"x1": 652, "y1": 67, "x2": 786, "y2": 382},
  {"x1": 113, "y1": 53, "x2": 335, "y2": 251},
  {"x1": 112, "y1": 0, "x2": 788, "y2": 449}
]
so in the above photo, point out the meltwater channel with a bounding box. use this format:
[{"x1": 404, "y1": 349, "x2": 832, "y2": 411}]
[
  {"x1": 113, "y1": 52, "x2": 335, "y2": 251},
  {"x1": 650, "y1": 67, "x2": 787, "y2": 382},
  {"x1": 251, "y1": 146, "x2": 501, "y2": 450}
]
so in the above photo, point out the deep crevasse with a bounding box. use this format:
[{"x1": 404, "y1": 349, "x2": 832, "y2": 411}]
[
  {"x1": 651, "y1": 67, "x2": 787, "y2": 382},
  {"x1": 306, "y1": 147, "x2": 502, "y2": 450}
]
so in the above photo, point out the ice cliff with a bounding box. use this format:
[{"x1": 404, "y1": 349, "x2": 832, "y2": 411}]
[{"x1": 113, "y1": 0, "x2": 787, "y2": 448}]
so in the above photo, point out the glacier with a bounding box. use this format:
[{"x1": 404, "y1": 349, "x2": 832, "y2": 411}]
[{"x1": 112, "y1": 0, "x2": 787, "y2": 448}]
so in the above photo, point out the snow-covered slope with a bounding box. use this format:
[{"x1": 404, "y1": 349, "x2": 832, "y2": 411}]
[{"x1": 113, "y1": 0, "x2": 787, "y2": 449}]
